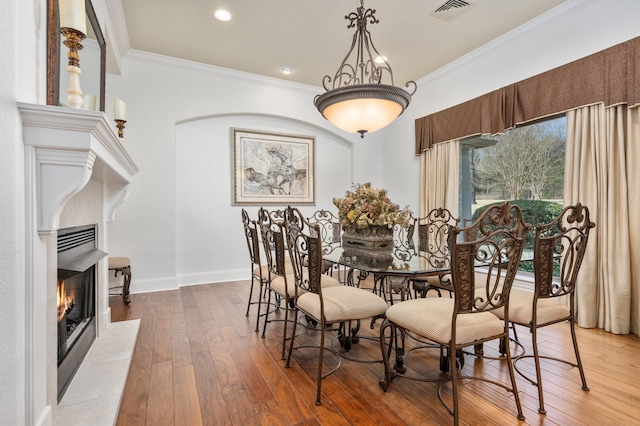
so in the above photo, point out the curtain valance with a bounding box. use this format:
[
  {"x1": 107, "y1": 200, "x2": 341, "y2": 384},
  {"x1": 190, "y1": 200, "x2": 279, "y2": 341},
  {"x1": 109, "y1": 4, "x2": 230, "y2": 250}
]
[{"x1": 415, "y1": 36, "x2": 640, "y2": 154}]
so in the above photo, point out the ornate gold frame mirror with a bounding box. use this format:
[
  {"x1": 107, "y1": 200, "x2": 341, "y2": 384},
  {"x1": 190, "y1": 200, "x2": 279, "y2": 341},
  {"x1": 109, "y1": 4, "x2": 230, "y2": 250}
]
[{"x1": 47, "y1": 0, "x2": 106, "y2": 111}]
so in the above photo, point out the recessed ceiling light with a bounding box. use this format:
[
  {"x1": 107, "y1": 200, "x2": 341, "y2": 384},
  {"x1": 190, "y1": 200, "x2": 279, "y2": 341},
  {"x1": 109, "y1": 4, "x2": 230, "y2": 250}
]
[
  {"x1": 280, "y1": 66, "x2": 294, "y2": 75},
  {"x1": 374, "y1": 56, "x2": 388, "y2": 64},
  {"x1": 214, "y1": 9, "x2": 231, "y2": 21}
]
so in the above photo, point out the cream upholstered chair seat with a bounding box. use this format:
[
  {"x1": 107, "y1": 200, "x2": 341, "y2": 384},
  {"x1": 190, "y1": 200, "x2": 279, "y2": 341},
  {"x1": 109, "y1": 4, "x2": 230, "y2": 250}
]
[
  {"x1": 270, "y1": 269, "x2": 339, "y2": 298},
  {"x1": 379, "y1": 202, "x2": 529, "y2": 425},
  {"x1": 257, "y1": 258, "x2": 293, "y2": 284},
  {"x1": 242, "y1": 209, "x2": 271, "y2": 332},
  {"x1": 408, "y1": 208, "x2": 459, "y2": 298},
  {"x1": 257, "y1": 208, "x2": 300, "y2": 349},
  {"x1": 492, "y1": 287, "x2": 570, "y2": 326},
  {"x1": 252, "y1": 265, "x2": 271, "y2": 282},
  {"x1": 297, "y1": 285, "x2": 388, "y2": 323},
  {"x1": 492, "y1": 204, "x2": 594, "y2": 416},
  {"x1": 284, "y1": 206, "x2": 389, "y2": 406},
  {"x1": 109, "y1": 256, "x2": 130, "y2": 270},
  {"x1": 385, "y1": 298, "x2": 504, "y2": 346}
]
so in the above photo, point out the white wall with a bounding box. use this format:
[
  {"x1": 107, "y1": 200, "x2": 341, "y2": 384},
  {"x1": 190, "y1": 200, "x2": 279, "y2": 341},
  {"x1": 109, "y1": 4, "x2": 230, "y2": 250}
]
[
  {"x1": 2, "y1": 0, "x2": 41, "y2": 422},
  {"x1": 106, "y1": 54, "x2": 378, "y2": 292},
  {"x1": 4, "y1": 0, "x2": 640, "y2": 422},
  {"x1": 106, "y1": 0, "x2": 640, "y2": 295},
  {"x1": 380, "y1": 0, "x2": 640, "y2": 214},
  {"x1": 175, "y1": 114, "x2": 353, "y2": 286}
]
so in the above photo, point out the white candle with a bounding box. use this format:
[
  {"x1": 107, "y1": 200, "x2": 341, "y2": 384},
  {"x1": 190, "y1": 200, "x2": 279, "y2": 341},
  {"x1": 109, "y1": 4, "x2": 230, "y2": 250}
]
[
  {"x1": 114, "y1": 99, "x2": 127, "y2": 121},
  {"x1": 59, "y1": 0, "x2": 87, "y2": 34},
  {"x1": 83, "y1": 94, "x2": 96, "y2": 110}
]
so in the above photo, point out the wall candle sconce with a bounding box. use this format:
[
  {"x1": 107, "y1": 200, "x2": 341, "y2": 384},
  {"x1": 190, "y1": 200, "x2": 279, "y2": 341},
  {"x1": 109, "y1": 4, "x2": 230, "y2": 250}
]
[
  {"x1": 114, "y1": 98, "x2": 127, "y2": 138},
  {"x1": 59, "y1": 0, "x2": 87, "y2": 109}
]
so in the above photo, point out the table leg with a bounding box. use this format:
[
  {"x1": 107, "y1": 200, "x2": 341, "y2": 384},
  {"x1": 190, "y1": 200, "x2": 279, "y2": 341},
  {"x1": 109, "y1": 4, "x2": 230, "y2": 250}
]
[{"x1": 122, "y1": 265, "x2": 131, "y2": 304}]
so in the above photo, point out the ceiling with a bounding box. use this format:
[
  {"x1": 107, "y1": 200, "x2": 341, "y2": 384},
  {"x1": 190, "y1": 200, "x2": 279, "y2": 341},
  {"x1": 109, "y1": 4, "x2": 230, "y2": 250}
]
[{"x1": 121, "y1": 0, "x2": 567, "y2": 87}]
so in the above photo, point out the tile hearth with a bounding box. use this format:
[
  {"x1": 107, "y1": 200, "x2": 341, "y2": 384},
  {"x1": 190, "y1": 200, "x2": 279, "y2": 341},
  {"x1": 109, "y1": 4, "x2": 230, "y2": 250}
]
[{"x1": 54, "y1": 320, "x2": 140, "y2": 425}]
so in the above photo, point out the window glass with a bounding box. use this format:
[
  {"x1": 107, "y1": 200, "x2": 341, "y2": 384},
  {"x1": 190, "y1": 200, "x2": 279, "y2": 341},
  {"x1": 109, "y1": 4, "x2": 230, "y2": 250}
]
[{"x1": 459, "y1": 115, "x2": 566, "y2": 274}]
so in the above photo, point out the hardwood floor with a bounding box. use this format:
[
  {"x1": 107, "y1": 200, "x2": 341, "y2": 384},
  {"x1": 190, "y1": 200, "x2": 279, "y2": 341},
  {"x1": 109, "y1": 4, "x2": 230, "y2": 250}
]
[{"x1": 111, "y1": 279, "x2": 640, "y2": 425}]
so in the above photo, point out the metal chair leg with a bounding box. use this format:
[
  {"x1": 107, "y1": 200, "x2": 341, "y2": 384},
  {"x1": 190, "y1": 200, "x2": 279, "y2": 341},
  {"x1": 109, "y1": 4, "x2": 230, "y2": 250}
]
[
  {"x1": 532, "y1": 326, "x2": 546, "y2": 414},
  {"x1": 570, "y1": 320, "x2": 589, "y2": 391}
]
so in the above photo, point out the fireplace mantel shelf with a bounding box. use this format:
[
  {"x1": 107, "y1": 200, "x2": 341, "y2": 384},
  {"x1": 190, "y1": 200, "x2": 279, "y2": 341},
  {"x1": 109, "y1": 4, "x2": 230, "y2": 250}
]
[{"x1": 18, "y1": 103, "x2": 139, "y2": 233}]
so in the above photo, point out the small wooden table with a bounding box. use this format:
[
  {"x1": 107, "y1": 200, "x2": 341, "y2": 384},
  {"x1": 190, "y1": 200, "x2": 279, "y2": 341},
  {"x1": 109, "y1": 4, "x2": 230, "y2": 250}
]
[{"x1": 108, "y1": 257, "x2": 132, "y2": 304}]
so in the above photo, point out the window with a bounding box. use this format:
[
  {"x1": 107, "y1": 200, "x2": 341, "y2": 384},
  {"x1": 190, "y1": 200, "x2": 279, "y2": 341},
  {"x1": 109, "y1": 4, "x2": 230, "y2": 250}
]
[{"x1": 459, "y1": 115, "x2": 566, "y2": 275}]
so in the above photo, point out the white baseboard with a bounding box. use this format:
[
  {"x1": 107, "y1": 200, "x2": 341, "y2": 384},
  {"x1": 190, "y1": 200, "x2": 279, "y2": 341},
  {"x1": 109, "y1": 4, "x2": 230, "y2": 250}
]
[
  {"x1": 129, "y1": 276, "x2": 179, "y2": 294},
  {"x1": 127, "y1": 270, "x2": 248, "y2": 293},
  {"x1": 177, "y1": 269, "x2": 248, "y2": 287}
]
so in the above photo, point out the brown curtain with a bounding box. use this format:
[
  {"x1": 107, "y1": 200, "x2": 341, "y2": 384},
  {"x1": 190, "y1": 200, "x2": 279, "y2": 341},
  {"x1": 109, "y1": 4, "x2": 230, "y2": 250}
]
[{"x1": 415, "y1": 36, "x2": 640, "y2": 154}]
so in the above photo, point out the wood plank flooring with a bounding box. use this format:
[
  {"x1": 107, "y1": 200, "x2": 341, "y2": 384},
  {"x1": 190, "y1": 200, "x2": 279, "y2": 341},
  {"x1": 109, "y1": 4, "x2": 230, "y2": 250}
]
[{"x1": 111, "y1": 279, "x2": 640, "y2": 425}]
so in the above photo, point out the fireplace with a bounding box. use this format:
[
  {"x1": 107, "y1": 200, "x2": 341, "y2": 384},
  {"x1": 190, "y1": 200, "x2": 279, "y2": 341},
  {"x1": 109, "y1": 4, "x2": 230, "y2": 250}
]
[
  {"x1": 57, "y1": 224, "x2": 107, "y2": 401},
  {"x1": 18, "y1": 103, "x2": 139, "y2": 424}
]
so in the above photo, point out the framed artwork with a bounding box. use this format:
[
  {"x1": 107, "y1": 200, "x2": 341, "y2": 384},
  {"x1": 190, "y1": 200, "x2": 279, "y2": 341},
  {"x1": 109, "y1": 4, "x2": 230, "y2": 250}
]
[{"x1": 232, "y1": 128, "x2": 315, "y2": 205}]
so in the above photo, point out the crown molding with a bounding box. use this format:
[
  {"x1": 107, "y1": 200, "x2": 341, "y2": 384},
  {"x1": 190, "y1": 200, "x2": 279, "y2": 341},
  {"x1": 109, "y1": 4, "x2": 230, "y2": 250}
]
[{"x1": 126, "y1": 49, "x2": 322, "y2": 93}]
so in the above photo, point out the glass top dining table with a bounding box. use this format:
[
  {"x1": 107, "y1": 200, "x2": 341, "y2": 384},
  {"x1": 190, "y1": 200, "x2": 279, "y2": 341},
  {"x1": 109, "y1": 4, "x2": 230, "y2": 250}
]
[
  {"x1": 322, "y1": 244, "x2": 451, "y2": 278},
  {"x1": 321, "y1": 237, "x2": 453, "y2": 303},
  {"x1": 322, "y1": 237, "x2": 534, "y2": 303},
  {"x1": 322, "y1": 236, "x2": 534, "y2": 278}
]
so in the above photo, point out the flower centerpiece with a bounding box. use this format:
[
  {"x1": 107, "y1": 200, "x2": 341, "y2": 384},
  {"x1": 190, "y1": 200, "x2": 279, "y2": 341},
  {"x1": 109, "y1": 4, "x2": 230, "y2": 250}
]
[{"x1": 333, "y1": 182, "x2": 412, "y2": 250}]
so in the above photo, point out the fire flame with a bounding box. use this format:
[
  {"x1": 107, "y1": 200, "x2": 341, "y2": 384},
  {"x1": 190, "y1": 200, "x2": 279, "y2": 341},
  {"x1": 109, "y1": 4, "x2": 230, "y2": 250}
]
[{"x1": 57, "y1": 281, "x2": 74, "y2": 321}]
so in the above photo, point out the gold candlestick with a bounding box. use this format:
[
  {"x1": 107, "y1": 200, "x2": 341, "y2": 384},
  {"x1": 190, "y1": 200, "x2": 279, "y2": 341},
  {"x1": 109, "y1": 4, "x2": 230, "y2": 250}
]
[
  {"x1": 60, "y1": 27, "x2": 86, "y2": 109},
  {"x1": 115, "y1": 119, "x2": 127, "y2": 139}
]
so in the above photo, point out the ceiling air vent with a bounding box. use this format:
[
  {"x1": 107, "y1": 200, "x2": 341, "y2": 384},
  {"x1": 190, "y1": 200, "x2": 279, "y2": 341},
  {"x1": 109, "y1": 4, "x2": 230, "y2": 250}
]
[{"x1": 431, "y1": 0, "x2": 474, "y2": 22}]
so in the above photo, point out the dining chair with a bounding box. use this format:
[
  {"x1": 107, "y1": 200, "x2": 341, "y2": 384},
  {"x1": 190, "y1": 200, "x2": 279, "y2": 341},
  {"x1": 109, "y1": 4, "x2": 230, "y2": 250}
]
[
  {"x1": 258, "y1": 207, "x2": 341, "y2": 359},
  {"x1": 461, "y1": 202, "x2": 532, "y2": 357},
  {"x1": 307, "y1": 209, "x2": 343, "y2": 278},
  {"x1": 241, "y1": 209, "x2": 270, "y2": 332},
  {"x1": 461, "y1": 201, "x2": 530, "y2": 242},
  {"x1": 491, "y1": 203, "x2": 595, "y2": 414},
  {"x1": 408, "y1": 207, "x2": 459, "y2": 298},
  {"x1": 379, "y1": 223, "x2": 526, "y2": 425},
  {"x1": 308, "y1": 208, "x2": 376, "y2": 288},
  {"x1": 258, "y1": 208, "x2": 293, "y2": 353},
  {"x1": 307, "y1": 209, "x2": 342, "y2": 254},
  {"x1": 283, "y1": 206, "x2": 388, "y2": 406}
]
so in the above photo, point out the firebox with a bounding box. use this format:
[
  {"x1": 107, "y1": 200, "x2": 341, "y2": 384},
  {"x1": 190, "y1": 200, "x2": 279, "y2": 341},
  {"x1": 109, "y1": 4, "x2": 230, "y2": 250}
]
[{"x1": 57, "y1": 224, "x2": 107, "y2": 401}]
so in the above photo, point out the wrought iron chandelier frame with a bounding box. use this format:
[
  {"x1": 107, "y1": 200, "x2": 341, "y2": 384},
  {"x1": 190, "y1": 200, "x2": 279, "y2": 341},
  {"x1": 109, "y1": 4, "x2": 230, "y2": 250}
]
[{"x1": 314, "y1": 0, "x2": 417, "y2": 138}]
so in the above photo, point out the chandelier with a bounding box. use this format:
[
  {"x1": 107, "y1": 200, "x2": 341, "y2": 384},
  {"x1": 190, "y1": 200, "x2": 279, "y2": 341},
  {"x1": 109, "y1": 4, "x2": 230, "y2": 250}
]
[{"x1": 314, "y1": 0, "x2": 417, "y2": 138}]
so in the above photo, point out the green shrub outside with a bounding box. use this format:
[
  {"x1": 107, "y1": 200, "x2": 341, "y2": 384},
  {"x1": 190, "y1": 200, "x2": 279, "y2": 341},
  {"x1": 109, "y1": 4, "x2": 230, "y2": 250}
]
[{"x1": 471, "y1": 199, "x2": 563, "y2": 273}]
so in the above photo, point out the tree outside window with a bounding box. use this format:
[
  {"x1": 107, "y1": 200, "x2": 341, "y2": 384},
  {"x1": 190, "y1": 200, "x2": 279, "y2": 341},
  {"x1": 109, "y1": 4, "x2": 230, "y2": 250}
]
[
  {"x1": 472, "y1": 117, "x2": 565, "y2": 203},
  {"x1": 460, "y1": 115, "x2": 566, "y2": 274}
]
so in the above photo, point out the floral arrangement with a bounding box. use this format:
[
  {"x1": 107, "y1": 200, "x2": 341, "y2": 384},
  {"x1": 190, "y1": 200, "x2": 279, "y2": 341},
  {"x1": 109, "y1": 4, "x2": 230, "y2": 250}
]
[{"x1": 333, "y1": 182, "x2": 412, "y2": 229}]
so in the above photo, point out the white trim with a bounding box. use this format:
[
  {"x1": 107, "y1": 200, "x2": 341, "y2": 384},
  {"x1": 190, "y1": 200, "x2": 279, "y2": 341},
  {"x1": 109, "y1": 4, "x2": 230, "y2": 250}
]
[
  {"x1": 127, "y1": 276, "x2": 179, "y2": 294},
  {"x1": 18, "y1": 103, "x2": 138, "y2": 233},
  {"x1": 126, "y1": 49, "x2": 322, "y2": 93},
  {"x1": 104, "y1": 184, "x2": 130, "y2": 224},
  {"x1": 176, "y1": 270, "x2": 248, "y2": 288}
]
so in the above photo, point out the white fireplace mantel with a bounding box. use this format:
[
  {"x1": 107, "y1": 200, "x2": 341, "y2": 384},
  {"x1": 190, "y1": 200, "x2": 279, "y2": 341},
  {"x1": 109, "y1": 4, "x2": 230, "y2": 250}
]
[
  {"x1": 18, "y1": 103, "x2": 139, "y2": 233},
  {"x1": 18, "y1": 102, "x2": 140, "y2": 426}
]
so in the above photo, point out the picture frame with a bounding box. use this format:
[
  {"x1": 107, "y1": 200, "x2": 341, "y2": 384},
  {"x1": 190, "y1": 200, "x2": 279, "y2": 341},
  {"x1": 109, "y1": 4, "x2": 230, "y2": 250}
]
[{"x1": 232, "y1": 128, "x2": 315, "y2": 205}]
